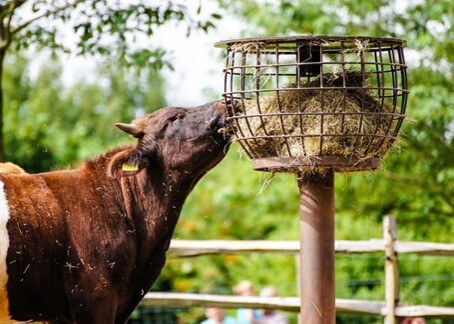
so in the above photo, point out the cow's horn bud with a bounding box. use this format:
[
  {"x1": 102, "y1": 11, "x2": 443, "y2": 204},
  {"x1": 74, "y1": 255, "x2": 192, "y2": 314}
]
[{"x1": 115, "y1": 123, "x2": 143, "y2": 138}]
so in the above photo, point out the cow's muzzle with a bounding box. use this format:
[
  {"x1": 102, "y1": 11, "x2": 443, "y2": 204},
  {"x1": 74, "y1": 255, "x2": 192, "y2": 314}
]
[{"x1": 213, "y1": 100, "x2": 238, "y2": 136}]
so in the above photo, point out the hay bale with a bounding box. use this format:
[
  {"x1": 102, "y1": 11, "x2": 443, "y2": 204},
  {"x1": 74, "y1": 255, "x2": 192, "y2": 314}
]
[{"x1": 234, "y1": 72, "x2": 395, "y2": 160}]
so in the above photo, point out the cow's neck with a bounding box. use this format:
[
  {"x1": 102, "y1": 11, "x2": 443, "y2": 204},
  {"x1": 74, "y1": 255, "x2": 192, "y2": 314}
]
[
  {"x1": 82, "y1": 150, "x2": 202, "y2": 311},
  {"x1": 84, "y1": 148, "x2": 199, "y2": 245},
  {"x1": 119, "y1": 166, "x2": 198, "y2": 300},
  {"x1": 122, "y1": 166, "x2": 197, "y2": 250}
]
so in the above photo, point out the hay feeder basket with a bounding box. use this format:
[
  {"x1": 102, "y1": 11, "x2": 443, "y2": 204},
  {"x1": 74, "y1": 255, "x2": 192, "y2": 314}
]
[
  {"x1": 216, "y1": 36, "x2": 408, "y2": 172},
  {"x1": 215, "y1": 36, "x2": 408, "y2": 324}
]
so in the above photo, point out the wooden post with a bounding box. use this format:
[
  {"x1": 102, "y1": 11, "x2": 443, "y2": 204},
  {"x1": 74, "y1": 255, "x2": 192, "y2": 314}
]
[
  {"x1": 295, "y1": 254, "x2": 301, "y2": 324},
  {"x1": 383, "y1": 215, "x2": 399, "y2": 324},
  {"x1": 299, "y1": 171, "x2": 335, "y2": 324}
]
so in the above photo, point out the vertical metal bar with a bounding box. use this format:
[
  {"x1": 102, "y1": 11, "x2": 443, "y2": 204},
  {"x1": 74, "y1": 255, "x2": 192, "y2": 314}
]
[
  {"x1": 376, "y1": 43, "x2": 386, "y2": 106},
  {"x1": 224, "y1": 48, "x2": 237, "y2": 120},
  {"x1": 372, "y1": 42, "x2": 389, "y2": 153},
  {"x1": 353, "y1": 40, "x2": 367, "y2": 151},
  {"x1": 318, "y1": 44, "x2": 325, "y2": 155},
  {"x1": 394, "y1": 46, "x2": 408, "y2": 134},
  {"x1": 389, "y1": 45, "x2": 399, "y2": 111},
  {"x1": 254, "y1": 46, "x2": 270, "y2": 140},
  {"x1": 231, "y1": 49, "x2": 257, "y2": 159},
  {"x1": 364, "y1": 43, "x2": 383, "y2": 156},
  {"x1": 382, "y1": 46, "x2": 399, "y2": 145},
  {"x1": 340, "y1": 41, "x2": 347, "y2": 135},
  {"x1": 275, "y1": 44, "x2": 292, "y2": 157},
  {"x1": 240, "y1": 50, "x2": 267, "y2": 158},
  {"x1": 298, "y1": 170, "x2": 335, "y2": 324},
  {"x1": 383, "y1": 215, "x2": 399, "y2": 324},
  {"x1": 296, "y1": 43, "x2": 307, "y2": 156}
]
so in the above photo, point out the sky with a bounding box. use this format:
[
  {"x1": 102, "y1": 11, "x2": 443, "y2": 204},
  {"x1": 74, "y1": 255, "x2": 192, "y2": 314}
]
[
  {"x1": 43, "y1": 1, "x2": 245, "y2": 108},
  {"x1": 151, "y1": 11, "x2": 245, "y2": 106}
]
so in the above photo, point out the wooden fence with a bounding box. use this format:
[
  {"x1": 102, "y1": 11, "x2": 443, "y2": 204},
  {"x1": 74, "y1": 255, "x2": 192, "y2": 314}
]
[{"x1": 141, "y1": 216, "x2": 454, "y2": 322}]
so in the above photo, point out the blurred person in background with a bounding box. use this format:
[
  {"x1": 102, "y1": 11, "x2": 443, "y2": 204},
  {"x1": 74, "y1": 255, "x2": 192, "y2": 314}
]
[
  {"x1": 233, "y1": 281, "x2": 260, "y2": 324},
  {"x1": 401, "y1": 317, "x2": 426, "y2": 324},
  {"x1": 258, "y1": 286, "x2": 289, "y2": 324},
  {"x1": 201, "y1": 307, "x2": 237, "y2": 324}
]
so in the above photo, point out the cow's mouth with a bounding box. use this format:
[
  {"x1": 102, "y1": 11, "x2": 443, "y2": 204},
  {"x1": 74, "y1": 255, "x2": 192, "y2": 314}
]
[
  {"x1": 216, "y1": 123, "x2": 234, "y2": 137},
  {"x1": 206, "y1": 112, "x2": 232, "y2": 156},
  {"x1": 216, "y1": 99, "x2": 242, "y2": 138},
  {"x1": 206, "y1": 107, "x2": 234, "y2": 139}
]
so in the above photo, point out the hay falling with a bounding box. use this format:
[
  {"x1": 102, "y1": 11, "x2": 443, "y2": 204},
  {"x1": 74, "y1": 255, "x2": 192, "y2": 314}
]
[{"x1": 233, "y1": 72, "x2": 396, "y2": 161}]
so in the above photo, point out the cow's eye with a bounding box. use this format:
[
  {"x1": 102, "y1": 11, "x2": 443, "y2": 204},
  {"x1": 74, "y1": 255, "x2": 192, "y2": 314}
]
[{"x1": 168, "y1": 115, "x2": 183, "y2": 124}]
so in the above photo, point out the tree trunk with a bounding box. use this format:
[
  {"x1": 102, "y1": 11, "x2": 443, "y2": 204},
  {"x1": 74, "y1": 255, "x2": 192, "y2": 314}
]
[
  {"x1": 0, "y1": 48, "x2": 5, "y2": 162},
  {"x1": 0, "y1": 12, "x2": 6, "y2": 163},
  {"x1": 0, "y1": 47, "x2": 6, "y2": 162}
]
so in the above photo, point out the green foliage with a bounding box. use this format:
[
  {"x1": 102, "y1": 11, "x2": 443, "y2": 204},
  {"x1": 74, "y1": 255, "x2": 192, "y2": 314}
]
[
  {"x1": 4, "y1": 1, "x2": 220, "y2": 69},
  {"x1": 180, "y1": 149, "x2": 300, "y2": 241},
  {"x1": 171, "y1": 147, "x2": 300, "y2": 291},
  {"x1": 3, "y1": 54, "x2": 167, "y2": 172}
]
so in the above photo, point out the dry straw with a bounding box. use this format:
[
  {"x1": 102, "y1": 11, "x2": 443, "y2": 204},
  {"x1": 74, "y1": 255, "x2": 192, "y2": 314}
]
[{"x1": 234, "y1": 71, "x2": 396, "y2": 161}]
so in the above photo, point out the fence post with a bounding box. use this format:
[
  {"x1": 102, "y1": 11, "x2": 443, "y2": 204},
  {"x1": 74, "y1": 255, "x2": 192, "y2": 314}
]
[{"x1": 383, "y1": 215, "x2": 399, "y2": 324}]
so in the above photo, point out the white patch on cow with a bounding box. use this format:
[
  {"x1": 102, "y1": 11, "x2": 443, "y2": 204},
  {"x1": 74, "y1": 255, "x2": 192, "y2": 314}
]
[{"x1": 0, "y1": 181, "x2": 15, "y2": 323}]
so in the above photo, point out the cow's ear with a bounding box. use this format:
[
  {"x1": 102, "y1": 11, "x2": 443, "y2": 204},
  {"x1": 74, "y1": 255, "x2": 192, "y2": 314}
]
[{"x1": 107, "y1": 148, "x2": 149, "y2": 177}]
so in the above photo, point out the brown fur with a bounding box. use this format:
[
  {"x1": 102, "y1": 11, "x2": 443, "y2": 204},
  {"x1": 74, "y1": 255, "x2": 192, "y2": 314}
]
[
  {"x1": 0, "y1": 162, "x2": 27, "y2": 174},
  {"x1": 1, "y1": 101, "x2": 230, "y2": 323}
]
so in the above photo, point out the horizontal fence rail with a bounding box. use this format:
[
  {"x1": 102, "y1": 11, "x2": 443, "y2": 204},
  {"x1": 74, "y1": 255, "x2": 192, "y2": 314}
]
[
  {"x1": 142, "y1": 293, "x2": 385, "y2": 315},
  {"x1": 168, "y1": 239, "x2": 454, "y2": 257},
  {"x1": 141, "y1": 292, "x2": 454, "y2": 318}
]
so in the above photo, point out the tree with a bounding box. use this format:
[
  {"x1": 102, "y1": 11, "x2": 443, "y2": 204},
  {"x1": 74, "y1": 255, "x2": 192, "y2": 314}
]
[
  {"x1": 0, "y1": 0, "x2": 220, "y2": 161},
  {"x1": 4, "y1": 53, "x2": 167, "y2": 172}
]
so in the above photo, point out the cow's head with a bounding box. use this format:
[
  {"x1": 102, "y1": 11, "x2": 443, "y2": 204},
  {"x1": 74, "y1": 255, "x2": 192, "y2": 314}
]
[{"x1": 108, "y1": 101, "x2": 231, "y2": 179}]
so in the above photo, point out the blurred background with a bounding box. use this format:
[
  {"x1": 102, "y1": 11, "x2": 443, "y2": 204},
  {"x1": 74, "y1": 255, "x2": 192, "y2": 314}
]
[{"x1": 1, "y1": 0, "x2": 452, "y2": 323}]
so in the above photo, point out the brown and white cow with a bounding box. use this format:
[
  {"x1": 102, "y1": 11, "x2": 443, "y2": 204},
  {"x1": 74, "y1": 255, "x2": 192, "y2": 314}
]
[{"x1": 0, "y1": 101, "x2": 231, "y2": 323}]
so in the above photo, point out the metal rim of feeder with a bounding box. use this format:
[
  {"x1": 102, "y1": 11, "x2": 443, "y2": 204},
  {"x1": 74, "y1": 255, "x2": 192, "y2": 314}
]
[{"x1": 215, "y1": 36, "x2": 408, "y2": 173}]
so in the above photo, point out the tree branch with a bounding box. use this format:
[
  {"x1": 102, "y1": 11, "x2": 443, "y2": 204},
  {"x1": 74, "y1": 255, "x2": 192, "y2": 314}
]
[
  {"x1": 0, "y1": 1, "x2": 24, "y2": 49},
  {"x1": 6, "y1": 0, "x2": 26, "y2": 32},
  {"x1": 11, "y1": 0, "x2": 87, "y2": 35}
]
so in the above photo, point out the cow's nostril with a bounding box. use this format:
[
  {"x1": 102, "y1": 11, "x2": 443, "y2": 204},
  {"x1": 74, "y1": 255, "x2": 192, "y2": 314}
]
[{"x1": 207, "y1": 115, "x2": 224, "y2": 131}]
